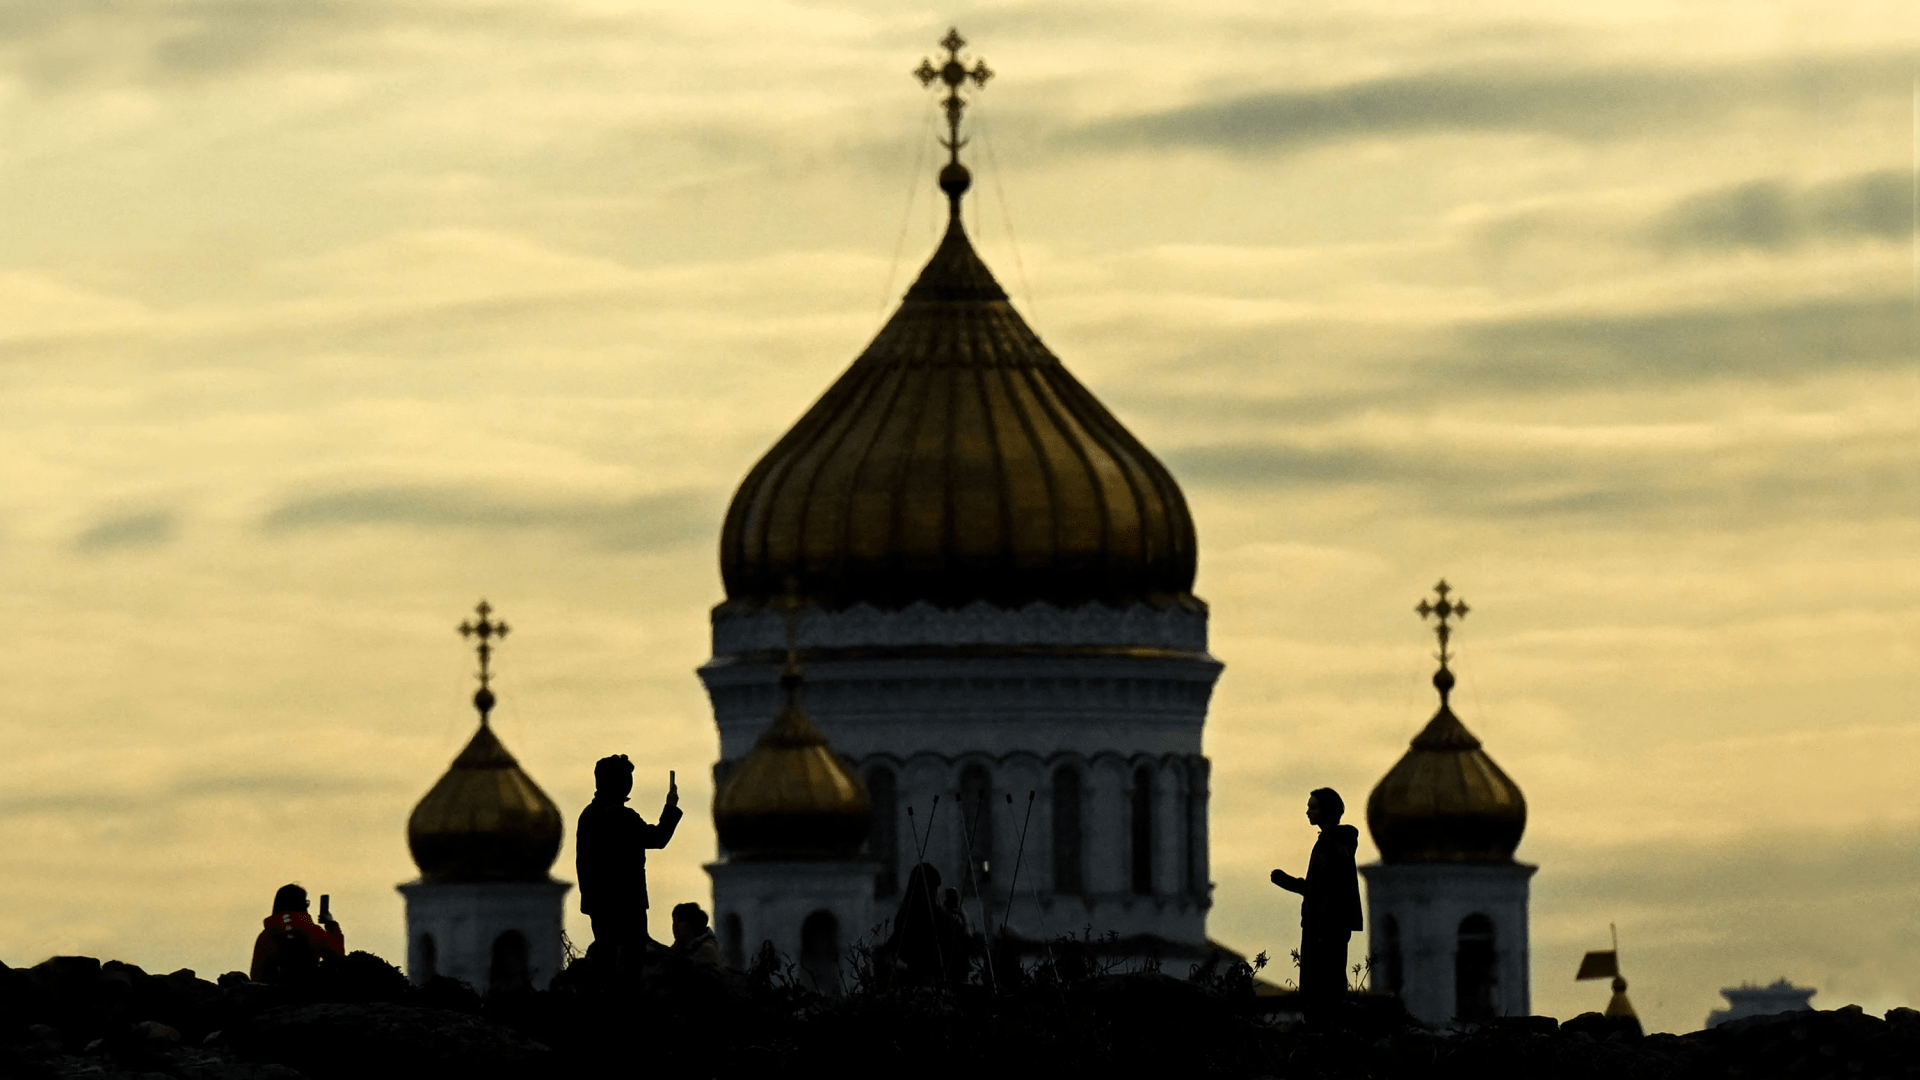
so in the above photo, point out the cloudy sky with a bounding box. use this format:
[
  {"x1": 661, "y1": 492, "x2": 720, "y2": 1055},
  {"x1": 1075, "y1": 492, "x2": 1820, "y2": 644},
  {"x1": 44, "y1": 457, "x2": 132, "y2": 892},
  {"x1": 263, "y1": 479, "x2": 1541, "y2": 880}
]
[{"x1": 1, "y1": 0, "x2": 1915, "y2": 1034}]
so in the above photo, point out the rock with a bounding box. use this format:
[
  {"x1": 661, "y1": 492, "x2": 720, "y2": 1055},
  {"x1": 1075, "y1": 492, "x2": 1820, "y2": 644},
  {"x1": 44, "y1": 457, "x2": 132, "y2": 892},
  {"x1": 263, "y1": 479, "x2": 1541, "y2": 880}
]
[
  {"x1": 1562, "y1": 1010, "x2": 1642, "y2": 1041},
  {"x1": 234, "y1": 1003, "x2": 551, "y2": 1080}
]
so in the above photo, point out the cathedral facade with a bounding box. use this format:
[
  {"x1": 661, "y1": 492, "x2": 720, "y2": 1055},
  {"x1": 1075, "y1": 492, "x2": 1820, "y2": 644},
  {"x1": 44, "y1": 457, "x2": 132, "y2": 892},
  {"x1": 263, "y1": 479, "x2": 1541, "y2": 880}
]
[{"x1": 701, "y1": 41, "x2": 1222, "y2": 973}]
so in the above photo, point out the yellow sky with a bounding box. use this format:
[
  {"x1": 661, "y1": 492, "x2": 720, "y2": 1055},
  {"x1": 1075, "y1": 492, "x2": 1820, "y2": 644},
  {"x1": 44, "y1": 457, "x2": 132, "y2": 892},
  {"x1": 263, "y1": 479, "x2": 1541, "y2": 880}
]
[{"x1": 1, "y1": 1, "x2": 1916, "y2": 1034}]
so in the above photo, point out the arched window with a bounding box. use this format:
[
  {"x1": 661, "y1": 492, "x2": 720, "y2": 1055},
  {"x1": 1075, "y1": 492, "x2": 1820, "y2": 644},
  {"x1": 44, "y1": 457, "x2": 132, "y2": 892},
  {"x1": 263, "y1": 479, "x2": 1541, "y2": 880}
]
[
  {"x1": 959, "y1": 764, "x2": 994, "y2": 890},
  {"x1": 1051, "y1": 765, "x2": 1084, "y2": 895},
  {"x1": 1455, "y1": 914, "x2": 1497, "y2": 1020},
  {"x1": 1382, "y1": 916, "x2": 1404, "y2": 996},
  {"x1": 868, "y1": 765, "x2": 899, "y2": 898},
  {"x1": 416, "y1": 933, "x2": 438, "y2": 982},
  {"x1": 1178, "y1": 763, "x2": 1202, "y2": 898},
  {"x1": 488, "y1": 930, "x2": 530, "y2": 995},
  {"x1": 800, "y1": 909, "x2": 841, "y2": 994},
  {"x1": 1130, "y1": 765, "x2": 1154, "y2": 896},
  {"x1": 722, "y1": 912, "x2": 744, "y2": 970}
]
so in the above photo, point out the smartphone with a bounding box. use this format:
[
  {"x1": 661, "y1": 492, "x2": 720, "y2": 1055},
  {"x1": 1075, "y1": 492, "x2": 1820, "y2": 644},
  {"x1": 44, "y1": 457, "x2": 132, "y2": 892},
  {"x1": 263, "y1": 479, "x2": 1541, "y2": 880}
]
[{"x1": 319, "y1": 894, "x2": 331, "y2": 923}]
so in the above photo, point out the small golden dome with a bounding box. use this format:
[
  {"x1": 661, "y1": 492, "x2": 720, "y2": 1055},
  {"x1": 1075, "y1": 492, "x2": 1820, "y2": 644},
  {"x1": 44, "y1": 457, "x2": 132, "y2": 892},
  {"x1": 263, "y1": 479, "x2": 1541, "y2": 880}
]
[
  {"x1": 719, "y1": 214, "x2": 1198, "y2": 613},
  {"x1": 1367, "y1": 668, "x2": 1527, "y2": 863},
  {"x1": 408, "y1": 722, "x2": 563, "y2": 882},
  {"x1": 713, "y1": 669, "x2": 871, "y2": 859}
]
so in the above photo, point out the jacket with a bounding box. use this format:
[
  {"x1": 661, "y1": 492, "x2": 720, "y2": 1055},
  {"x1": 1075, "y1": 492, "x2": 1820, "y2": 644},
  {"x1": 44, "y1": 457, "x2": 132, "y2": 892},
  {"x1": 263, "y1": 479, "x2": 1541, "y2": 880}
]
[
  {"x1": 576, "y1": 795, "x2": 683, "y2": 915},
  {"x1": 249, "y1": 911, "x2": 345, "y2": 982}
]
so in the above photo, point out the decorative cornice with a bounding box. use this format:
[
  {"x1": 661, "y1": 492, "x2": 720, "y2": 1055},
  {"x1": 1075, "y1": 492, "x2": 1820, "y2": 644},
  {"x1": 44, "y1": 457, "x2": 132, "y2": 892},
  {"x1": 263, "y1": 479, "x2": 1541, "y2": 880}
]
[{"x1": 711, "y1": 599, "x2": 1210, "y2": 656}]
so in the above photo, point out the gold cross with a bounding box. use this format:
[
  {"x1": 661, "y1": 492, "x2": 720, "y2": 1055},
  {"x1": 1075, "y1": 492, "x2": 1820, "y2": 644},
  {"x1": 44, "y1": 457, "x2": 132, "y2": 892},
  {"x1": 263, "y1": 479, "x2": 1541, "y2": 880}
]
[
  {"x1": 915, "y1": 27, "x2": 993, "y2": 165},
  {"x1": 1415, "y1": 580, "x2": 1469, "y2": 667},
  {"x1": 458, "y1": 599, "x2": 510, "y2": 697}
]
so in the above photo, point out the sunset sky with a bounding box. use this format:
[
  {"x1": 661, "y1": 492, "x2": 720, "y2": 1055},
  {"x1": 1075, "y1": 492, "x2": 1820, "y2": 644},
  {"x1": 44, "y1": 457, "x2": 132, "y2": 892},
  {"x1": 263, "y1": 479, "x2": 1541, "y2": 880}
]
[{"x1": 1, "y1": 1, "x2": 1916, "y2": 1035}]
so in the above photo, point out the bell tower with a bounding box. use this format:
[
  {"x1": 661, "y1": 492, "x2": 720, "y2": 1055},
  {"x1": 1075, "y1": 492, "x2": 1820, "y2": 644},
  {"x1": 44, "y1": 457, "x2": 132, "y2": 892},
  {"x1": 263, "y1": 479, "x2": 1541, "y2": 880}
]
[
  {"x1": 1360, "y1": 583, "x2": 1535, "y2": 1024},
  {"x1": 399, "y1": 601, "x2": 572, "y2": 992}
]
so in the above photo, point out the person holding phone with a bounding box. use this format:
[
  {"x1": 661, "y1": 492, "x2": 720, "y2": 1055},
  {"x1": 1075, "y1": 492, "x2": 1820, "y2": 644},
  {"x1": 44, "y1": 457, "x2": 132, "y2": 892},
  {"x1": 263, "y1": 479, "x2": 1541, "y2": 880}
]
[
  {"x1": 575, "y1": 755, "x2": 681, "y2": 971},
  {"x1": 249, "y1": 883, "x2": 344, "y2": 983}
]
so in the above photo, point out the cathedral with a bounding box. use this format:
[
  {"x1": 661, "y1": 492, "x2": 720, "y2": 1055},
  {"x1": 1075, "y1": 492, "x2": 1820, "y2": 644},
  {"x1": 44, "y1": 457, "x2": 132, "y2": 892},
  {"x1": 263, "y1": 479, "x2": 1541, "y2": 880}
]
[
  {"x1": 701, "y1": 31, "x2": 1223, "y2": 978},
  {"x1": 388, "y1": 33, "x2": 1540, "y2": 1018}
]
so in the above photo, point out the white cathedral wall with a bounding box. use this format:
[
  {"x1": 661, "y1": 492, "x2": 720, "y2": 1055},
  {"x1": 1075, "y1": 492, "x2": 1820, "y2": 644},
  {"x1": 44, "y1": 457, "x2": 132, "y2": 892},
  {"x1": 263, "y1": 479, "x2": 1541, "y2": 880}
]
[
  {"x1": 397, "y1": 880, "x2": 571, "y2": 992},
  {"x1": 702, "y1": 601, "x2": 1223, "y2": 956},
  {"x1": 1358, "y1": 862, "x2": 1536, "y2": 1025},
  {"x1": 708, "y1": 859, "x2": 875, "y2": 992}
]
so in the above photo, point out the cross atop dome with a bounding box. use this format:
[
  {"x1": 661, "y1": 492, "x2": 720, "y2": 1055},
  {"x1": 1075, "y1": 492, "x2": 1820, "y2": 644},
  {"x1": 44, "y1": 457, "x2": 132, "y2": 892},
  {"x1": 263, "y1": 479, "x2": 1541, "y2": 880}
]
[
  {"x1": 459, "y1": 600, "x2": 509, "y2": 723},
  {"x1": 1415, "y1": 579, "x2": 1468, "y2": 667},
  {"x1": 915, "y1": 28, "x2": 992, "y2": 216}
]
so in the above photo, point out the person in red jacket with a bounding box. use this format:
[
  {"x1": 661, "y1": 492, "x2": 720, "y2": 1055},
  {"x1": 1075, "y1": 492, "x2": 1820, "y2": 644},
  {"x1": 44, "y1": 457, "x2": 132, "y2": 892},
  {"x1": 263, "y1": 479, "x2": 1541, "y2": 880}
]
[{"x1": 250, "y1": 883, "x2": 345, "y2": 983}]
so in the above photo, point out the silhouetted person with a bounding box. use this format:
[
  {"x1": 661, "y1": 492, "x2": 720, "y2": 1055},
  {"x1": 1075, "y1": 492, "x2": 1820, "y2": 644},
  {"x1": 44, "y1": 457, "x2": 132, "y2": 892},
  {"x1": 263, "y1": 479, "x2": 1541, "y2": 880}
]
[
  {"x1": 250, "y1": 884, "x2": 344, "y2": 984},
  {"x1": 577, "y1": 755, "x2": 681, "y2": 969},
  {"x1": 1271, "y1": 787, "x2": 1363, "y2": 1005},
  {"x1": 668, "y1": 902, "x2": 723, "y2": 969},
  {"x1": 876, "y1": 863, "x2": 969, "y2": 987}
]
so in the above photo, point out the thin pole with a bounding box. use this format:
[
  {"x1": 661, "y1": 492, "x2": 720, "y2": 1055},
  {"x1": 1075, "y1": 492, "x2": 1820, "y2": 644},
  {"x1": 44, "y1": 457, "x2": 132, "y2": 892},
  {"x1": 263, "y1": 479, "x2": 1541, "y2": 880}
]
[
  {"x1": 998, "y1": 791, "x2": 1035, "y2": 939},
  {"x1": 956, "y1": 794, "x2": 998, "y2": 989},
  {"x1": 903, "y1": 800, "x2": 951, "y2": 988}
]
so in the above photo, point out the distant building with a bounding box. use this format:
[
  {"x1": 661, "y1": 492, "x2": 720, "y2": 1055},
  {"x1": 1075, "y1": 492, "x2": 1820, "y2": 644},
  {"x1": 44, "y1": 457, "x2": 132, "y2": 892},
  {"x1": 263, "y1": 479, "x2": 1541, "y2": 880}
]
[
  {"x1": 1360, "y1": 585, "x2": 1535, "y2": 1025},
  {"x1": 398, "y1": 604, "x2": 570, "y2": 992},
  {"x1": 1706, "y1": 979, "x2": 1816, "y2": 1028}
]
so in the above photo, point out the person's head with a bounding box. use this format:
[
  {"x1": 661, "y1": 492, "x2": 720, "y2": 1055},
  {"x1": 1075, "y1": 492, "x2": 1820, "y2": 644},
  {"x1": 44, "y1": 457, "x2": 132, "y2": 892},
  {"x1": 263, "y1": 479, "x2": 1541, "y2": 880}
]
[
  {"x1": 904, "y1": 862, "x2": 941, "y2": 897},
  {"x1": 272, "y1": 883, "x2": 309, "y2": 914},
  {"x1": 1307, "y1": 787, "x2": 1345, "y2": 827},
  {"x1": 593, "y1": 754, "x2": 634, "y2": 800},
  {"x1": 671, "y1": 902, "x2": 709, "y2": 943}
]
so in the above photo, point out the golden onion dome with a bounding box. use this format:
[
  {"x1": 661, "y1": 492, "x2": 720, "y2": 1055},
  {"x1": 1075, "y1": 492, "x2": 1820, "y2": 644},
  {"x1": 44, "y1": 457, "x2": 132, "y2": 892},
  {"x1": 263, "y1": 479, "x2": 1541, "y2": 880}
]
[
  {"x1": 719, "y1": 206, "x2": 1198, "y2": 613},
  {"x1": 714, "y1": 666, "x2": 871, "y2": 859},
  {"x1": 408, "y1": 721, "x2": 563, "y2": 882},
  {"x1": 1366, "y1": 667, "x2": 1527, "y2": 863}
]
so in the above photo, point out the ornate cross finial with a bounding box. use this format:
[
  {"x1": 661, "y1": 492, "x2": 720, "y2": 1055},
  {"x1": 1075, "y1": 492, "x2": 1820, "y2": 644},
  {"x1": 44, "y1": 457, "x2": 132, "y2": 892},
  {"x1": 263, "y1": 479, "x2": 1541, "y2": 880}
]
[
  {"x1": 458, "y1": 599, "x2": 510, "y2": 723},
  {"x1": 915, "y1": 28, "x2": 992, "y2": 174},
  {"x1": 1415, "y1": 579, "x2": 1469, "y2": 668}
]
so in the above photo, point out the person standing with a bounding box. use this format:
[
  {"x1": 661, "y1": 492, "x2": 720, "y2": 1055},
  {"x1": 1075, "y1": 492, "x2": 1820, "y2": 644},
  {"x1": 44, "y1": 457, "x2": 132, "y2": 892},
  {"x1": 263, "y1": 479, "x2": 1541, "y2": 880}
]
[
  {"x1": 1270, "y1": 787, "x2": 1363, "y2": 1004},
  {"x1": 576, "y1": 755, "x2": 681, "y2": 968},
  {"x1": 250, "y1": 884, "x2": 344, "y2": 984}
]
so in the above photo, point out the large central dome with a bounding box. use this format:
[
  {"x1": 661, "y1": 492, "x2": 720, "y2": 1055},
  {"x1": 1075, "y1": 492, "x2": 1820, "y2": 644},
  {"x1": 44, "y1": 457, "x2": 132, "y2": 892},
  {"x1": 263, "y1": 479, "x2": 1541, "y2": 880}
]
[{"x1": 720, "y1": 216, "x2": 1197, "y2": 612}]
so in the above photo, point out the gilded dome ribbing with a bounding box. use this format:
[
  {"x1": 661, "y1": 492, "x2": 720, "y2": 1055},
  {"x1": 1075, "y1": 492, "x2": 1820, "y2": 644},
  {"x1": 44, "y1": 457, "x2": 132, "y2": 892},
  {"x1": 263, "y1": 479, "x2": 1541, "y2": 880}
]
[
  {"x1": 713, "y1": 667, "x2": 871, "y2": 859},
  {"x1": 719, "y1": 216, "x2": 1198, "y2": 612},
  {"x1": 1367, "y1": 668, "x2": 1527, "y2": 863},
  {"x1": 408, "y1": 722, "x2": 564, "y2": 882}
]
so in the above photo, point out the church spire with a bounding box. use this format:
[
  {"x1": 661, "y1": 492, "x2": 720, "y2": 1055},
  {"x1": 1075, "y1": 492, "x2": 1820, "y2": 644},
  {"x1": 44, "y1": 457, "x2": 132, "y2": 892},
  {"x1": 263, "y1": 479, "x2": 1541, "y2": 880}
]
[
  {"x1": 915, "y1": 27, "x2": 992, "y2": 220},
  {"x1": 458, "y1": 599, "x2": 510, "y2": 724}
]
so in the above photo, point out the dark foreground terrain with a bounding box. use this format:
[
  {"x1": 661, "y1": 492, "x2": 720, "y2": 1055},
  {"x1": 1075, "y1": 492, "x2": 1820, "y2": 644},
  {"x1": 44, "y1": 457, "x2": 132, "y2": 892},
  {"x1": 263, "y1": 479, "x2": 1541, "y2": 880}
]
[{"x1": 3, "y1": 950, "x2": 1916, "y2": 1079}]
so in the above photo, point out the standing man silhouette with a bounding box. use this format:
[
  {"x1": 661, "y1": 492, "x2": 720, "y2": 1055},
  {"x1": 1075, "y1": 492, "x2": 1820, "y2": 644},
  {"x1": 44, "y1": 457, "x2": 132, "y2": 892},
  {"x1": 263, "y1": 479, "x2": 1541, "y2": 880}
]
[
  {"x1": 576, "y1": 754, "x2": 681, "y2": 969},
  {"x1": 1271, "y1": 787, "x2": 1363, "y2": 1005}
]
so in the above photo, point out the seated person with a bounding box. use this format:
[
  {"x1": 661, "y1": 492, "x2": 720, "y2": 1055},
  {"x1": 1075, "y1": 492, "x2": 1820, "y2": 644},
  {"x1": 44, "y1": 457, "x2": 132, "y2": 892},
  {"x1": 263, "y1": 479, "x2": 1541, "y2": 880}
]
[
  {"x1": 668, "y1": 902, "x2": 723, "y2": 968},
  {"x1": 250, "y1": 883, "x2": 344, "y2": 983}
]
